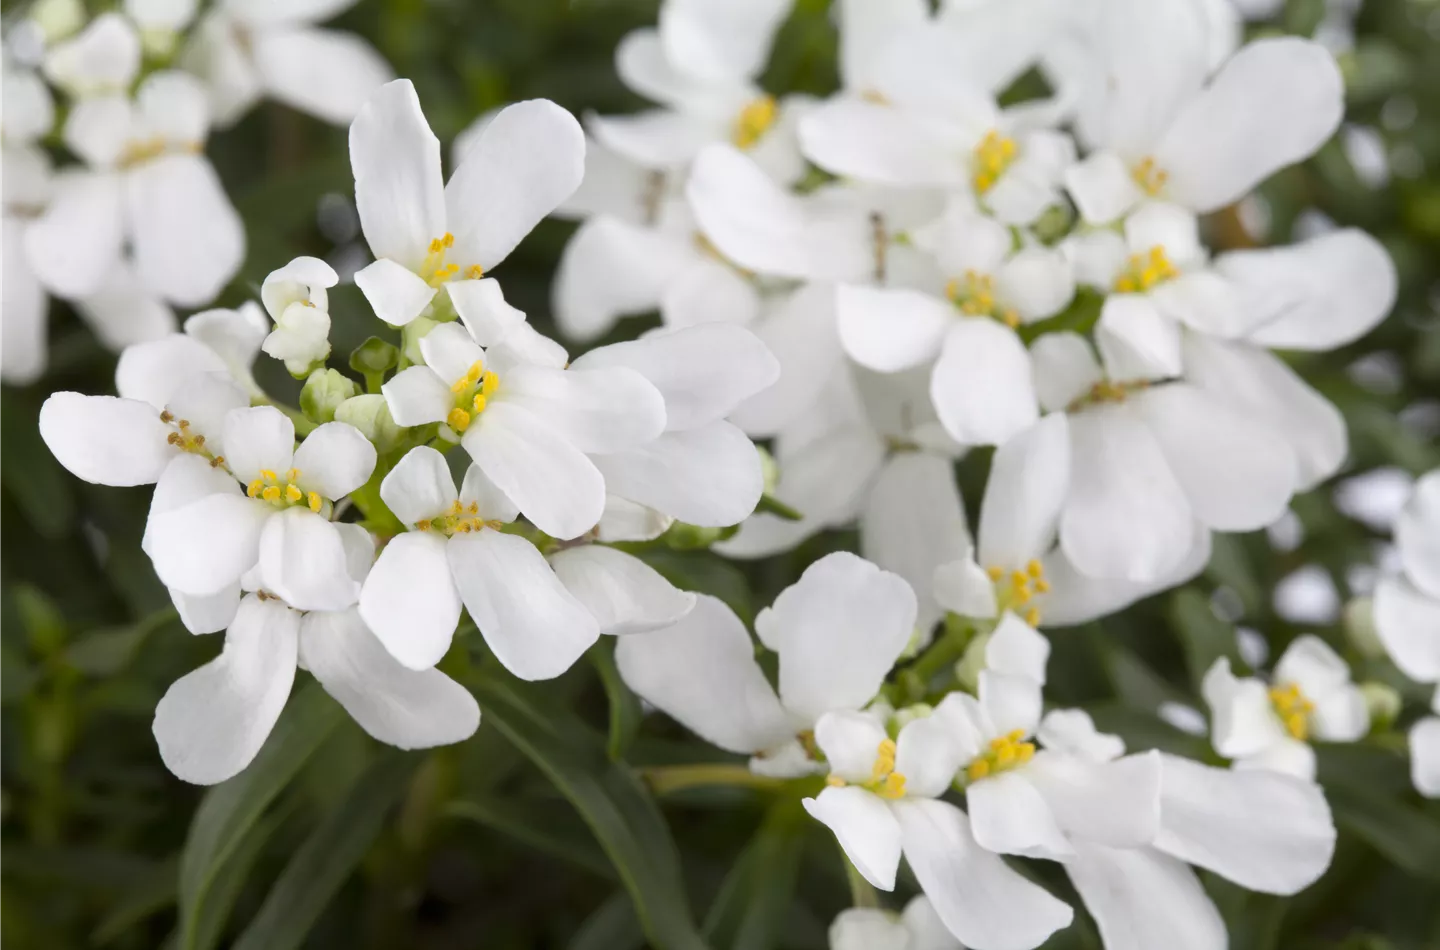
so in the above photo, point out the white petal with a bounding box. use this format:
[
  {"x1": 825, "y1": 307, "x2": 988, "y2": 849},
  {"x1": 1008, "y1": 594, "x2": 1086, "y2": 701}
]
[
  {"x1": 354, "y1": 257, "x2": 436, "y2": 327},
  {"x1": 1061, "y1": 405, "x2": 1193, "y2": 583},
  {"x1": 1233, "y1": 737, "x2": 1317, "y2": 780},
  {"x1": 448, "y1": 528, "x2": 599, "y2": 680},
  {"x1": 1310, "y1": 684, "x2": 1370, "y2": 743},
  {"x1": 596, "y1": 495, "x2": 672, "y2": 543},
  {"x1": 1156, "y1": 38, "x2": 1343, "y2": 213},
  {"x1": 501, "y1": 363, "x2": 665, "y2": 453},
  {"x1": 570, "y1": 323, "x2": 779, "y2": 432},
  {"x1": 612, "y1": 28, "x2": 714, "y2": 108},
  {"x1": 860, "y1": 452, "x2": 969, "y2": 634},
  {"x1": 1037, "y1": 708, "x2": 1125, "y2": 763},
  {"x1": 587, "y1": 108, "x2": 724, "y2": 171},
  {"x1": 1411, "y1": 716, "x2": 1440, "y2": 798},
  {"x1": 1123, "y1": 201, "x2": 1203, "y2": 264},
  {"x1": 591, "y1": 421, "x2": 763, "y2": 527},
  {"x1": 417, "y1": 320, "x2": 486, "y2": 385},
  {"x1": 967, "y1": 771, "x2": 1074, "y2": 860},
  {"x1": 931, "y1": 321, "x2": 1039, "y2": 447},
  {"x1": 986, "y1": 613, "x2": 1051, "y2": 684},
  {"x1": 113, "y1": 333, "x2": 226, "y2": 409},
  {"x1": 1149, "y1": 271, "x2": 1246, "y2": 338},
  {"x1": 802, "y1": 786, "x2": 903, "y2": 890},
  {"x1": 378, "y1": 445, "x2": 456, "y2": 524},
  {"x1": 978, "y1": 412, "x2": 1069, "y2": 570},
  {"x1": 465, "y1": 402, "x2": 605, "y2": 539},
  {"x1": 815, "y1": 709, "x2": 893, "y2": 784},
  {"x1": 978, "y1": 671, "x2": 1042, "y2": 738},
  {"x1": 126, "y1": 154, "x2": 246, "y2": 307},
  {"x1": 798, "y1": 99, "x2": 963, "y2": 187},
  {"x1": 1154, "y1": 753, "x2": 1335, "y2": 894},
  {"x1": 135, "y1": 69, "x2": 209, "y2": 145},
  {"x1": 258, "y1": 508, "x2": 360, "y2": 611},
  {"x1": 171, "y1": 585, "x2": 241, "y2": 635},
  {"x1": 1273, "y1": 634, "x2": 1352, "y2": 698},
  {"x1": 548, "y1": 545, "x2": 695, "y2": 635},
  {"x1": 147, "y1": 494, "x2": 269, "y2": 595},
  {"x1": 828, "y1": 909, "x2": 911, "y2": 950},
  {"x1": 658, "y1": 0, "x2": 789, "y2": 84},
  {"x1": 893, "y1": 797, "x2": 1074, "y2": 950},
  {"x1": 484, "y1": 321, "x2": 569, "y2": 373},
  {"x1": 658, "y1": 257, "x2": 762, "y2": 330},
  {"x1": 222, "y1": 405, "x2": 295, "y2": 485},
  {"x1": 252, "y1": 26, "x2": 392, "y2": 126},
  {"x1": 1065, "y1": 843, "x2": 1226, "y2": 950},
  {"x1": 184, "y1": 301, "x2": 269, "y2": 385},
  {"x1": 39, "y1": 392, "x2": 173, "y2": 486},
  {"x1": 180, "y1": 14, "x2": 261, "y2": 128},
  {"x1": 1064, "y1": 150, "x2": 1144, "y2": 225},
  {"x1": 615, "y1": 593, "x2": 791, "y2": 753},
  {"x1": 290, "y1": 421, "x2": 376, "y2": 500},
  {"x1": 152, "y1": 595, "x2": 298, "y2": 785},
  {"x1": 1028, "y1": 332, "x2": 1102, "y2": 413},
  {"x1": 446, "y1": 99, "x2": 585, "y2": 272},
  {"x1": 301, "y1": 607, "x2": 479, "y2": 747},
  {"x1": 837, "y1": 285, "x2": 950, "y2": 373},
  {"x1": 1, "y1": 217, "x2": 46, "y2": 385},
  {"x1": 42, "y1": 13, "x2": 141, "y2": 94},
  {"x1": 933, "y1": 557, "x2": 998, "y2": 620},
  {"x1": 1136, "y1": 383, "x2": 1296, "y2": 531},
  {"x1": 1095, "y1": 295, "x2": 1182, "y2": 382},
  {"x1": 995, "y1": 248, "x2": 1074, "y2": 322},
  {"x1": 25, "y1": 170, "x2": 124, "y2": 300},
  {"x1": 1373, "y1": 575, "x2": 1440, "y2": 683},
  {"x1": 144, "y1": 453, "x2": 243, "y2": 556},
  {"x1": 382, "y1": 365, "x2": 453, "y2": 427},
  {"x1": 1394, "y1": 471, "x2": 1440, "y2": 598},
  {"x1": 553, "y1": 136, "x2": 654, "y2": 221},
  {"x1": 75, "y1": 263, "x2": 178, "y2": 352},
  {"x1": 1201, "y1": 657, "x2": 1286, "y2": 758},
  {"x1": 768, "y1": 551, "x2": 917, "y2": 723},
  {"x1": 1024, "y1": 750, "x2": 1161, "y2": 848},
  {"x1": 448, "y1": 277, "x2": 526, "y2": 348},
  {"x1": 895, "y1": 710, "x2": 967, "y2": 800},
  {"x1": 359, "y1": 530, "x2": 462, "y2": 670},
  {"x1": 1039, "y1": 527, "x2": 1211, "y2": 627},
  {"x1": 1223, "y1": 229, "x2": 1397, "y2": 351},
  {"x1": 349, "y1": 79, "x2": 445, "y2": 270},
  {"x1": 459, "y1": 462, "x2": 519, "y2": 523}
]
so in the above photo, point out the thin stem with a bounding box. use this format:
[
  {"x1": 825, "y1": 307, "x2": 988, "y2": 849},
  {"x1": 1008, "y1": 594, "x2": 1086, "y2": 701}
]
[
  {"x1": 892, "y1": 614, "x2": 975, "y2": 704},
  {"x1": 844, "y1": 852, "x2": 880, "y2": 909},
  {"x1": 640, "y1": 763, "x2": 786, "y2": 797}
]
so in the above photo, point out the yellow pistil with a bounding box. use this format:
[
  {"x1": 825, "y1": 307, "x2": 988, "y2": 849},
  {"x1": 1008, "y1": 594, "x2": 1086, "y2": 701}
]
[
  {"x1": 1113, "y1": 245, "x2": 1180, "y2": 294},
  {"x1": 245, "y1": 467, "x2": 321, "y2": 512},
  {"x1": 732, "y1": 95, "x2": 778, "y2": 150},
  {"x1": 415, "y1": 499, "x2": 501, "y2": 538},
  {"x1": 964, "y1": 729, "x2": 1036, "y2": 784},
  {"x1": 986, "y1": 558, "x2": 1049, "y2": 625},
  {"x1": 1269, "y1": 683, "x2": 1315, "y2": 741},
  {"x1": 972, "y1": 129, "x2": 1018, "y2": 194},
  {"x1": 446, "y1": 360, "x2": 499, "y2": 433},
  {"x1": 1131, "y1": 156, "x2": 1169, "y2": 197},
  {"x1": 419, "y1": 232, "x2": 481, "y2": 288},
  {"x1": 825, "y1": 739, "x2": 909, "y2": 800}
]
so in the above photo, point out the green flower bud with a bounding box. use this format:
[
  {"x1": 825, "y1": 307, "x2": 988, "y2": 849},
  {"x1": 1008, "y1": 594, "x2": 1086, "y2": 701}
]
[
  {"x1": 30, "y1": 0, "x2": 84, "y2": 41},
  {"x1": 401, "y1": 318, "x2": 439, "y2": 366},
  {"x1": 1359, "y1": 681, "x2": 1402, "y2": 731},
  {"x1": 335, "y1": 394, "x2": 402, "y2": 451},
  {"x1": 663, "y1": 522, "x2": 725, "y2": 550},
  {"x1": 1344, "y1": 596, "x2": 1386, "y2": 660},
  {"x1": 300, "y1": 368, "x2": 359, "y2": 424},
  {"x1": 893, "y1": 702, "x2": 934, "y2": 733},
  {"x1": 349, "y1": 336, "x2": 401, "y2": 377},
  {"x1": 955, "y1": 631, "x2": 992, "y2": 693}
]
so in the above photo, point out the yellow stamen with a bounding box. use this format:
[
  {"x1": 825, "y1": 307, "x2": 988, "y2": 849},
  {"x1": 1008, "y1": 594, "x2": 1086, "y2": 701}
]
[
  {"x1": 1269, "y1": 683, "x2": 1316, "y2": 741},
  {"x1": 447, "y1": 408, "x2": 471, "y2": 432},
  {"x1": 1113, "y1": 246, "x2": 1179, "y2": 293},
  {"x1": 732, "y1": 95, "x2": 778, "y2": 150},
  {"x1": 307, "y1": 491, "x2": 323, "y2": 513},
  {"x1": 247, "y1": 479, "x2": 263, "y2": 498},
  {"x1": 965, "y1": 729, "x2": 1035, "y2": 784},
  {"x1": 261, "y1": 486, "x2": 281, "y2": 502},
  {"x1": 1131, "y1": 156, "x2": 1169, "y2": 196},
  {"x1": 472, "y1": 393, "x2": 487, "y2": 413},
  {"x1": 972, "y1": 129, "x2": 1018, "y2": 194},
  {"x1": 284, "y1": 484, "x2": 302, "y2": 503}
]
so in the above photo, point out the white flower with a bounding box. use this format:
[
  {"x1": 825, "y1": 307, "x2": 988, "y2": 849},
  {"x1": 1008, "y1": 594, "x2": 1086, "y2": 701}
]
[
  {"x1": 259, "y1": 256, "x2": 338, "y2": 375},
  {"x1": 153, "y1": 524, "x2": 479, "y2": 786},
  {"x1": 145, "y1": 406, "x2": 377, "y2": 612},
  {"x1": 1064, "y1": 34, "x2": 1342, "y2": 224},
  {"x1": 381, "y1": 319, "x2": 666, "y2": 540},
  {"x1": 588, "y1": 0, "x2": 803, "y2": 182},
  {"x1": 1202, "y1": 635, "x2": 1370, "y2": 780},
  {"x1": 348, "y1": 80, "x2": 583, "y2": 329},
  {"x1": 549, "y1": 542, "x2": 696, "y2": 637},
  {"x1": 184, "y1": 300, "x2": 272, "y2": 398},
  {"x1": 570, "y1": 322, "x2": 780, "y2": 527},
  {"x1": 1412, "y1": 688, "x2": 1440, "y2": 799},
  {"x1": 125, "y1": 0, "x2": 198, "y2": 56},
  {"x1": 27, "y1": 39, "x2": 246, "y2": 307},
  {"x1": 837, "y1": 201, "x2": 1074, "y2": 445},
  {"x1": 1373, "y1": 469, "x2": 1440, "y2": 687},
  {"x1": 829, "y1": 897, "x2": 958, "y2": 950},
  {"x1": 2, "y1": 67, "x2": 57, "y2": 384},
  {"x1": 180, "y1": 0, "x2": 393, "y2": 127},
  {"x1": 1042, "y1": 708, "x2": 1337, "y2": 950},
  {"x1": 359, "y1": 445, "x2": 599, "y2": 679},
  {"x1": 617, "y1": 552, "x2": 917, "y2": 776}
]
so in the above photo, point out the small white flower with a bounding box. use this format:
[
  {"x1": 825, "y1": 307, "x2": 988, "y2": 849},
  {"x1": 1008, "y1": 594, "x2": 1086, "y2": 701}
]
[
  {"x1": 828, "y1": 897, "x2": 958, "y2": 950},
  {"x1": 260, "y1": 256, "x2": 338, "y2": 375},
  {"x1": 1373, "y1": 468, "x2": 1440, "y2": 687},
  {"x1": 1412, "y1": 688, "x2": 1440, "y2": 799},
  {"x1": 3, "y1": 66, "x2": 58, "y2": 384},
  {"x1": 1202, "y1": 636, "x2": 1370, "y2": 780},
  {"x1": 153, "y1": 525, "x2": 479, "y2": 786},
  {"x1": 180, "y1": 0, "x2": 393, "y2": 128}
]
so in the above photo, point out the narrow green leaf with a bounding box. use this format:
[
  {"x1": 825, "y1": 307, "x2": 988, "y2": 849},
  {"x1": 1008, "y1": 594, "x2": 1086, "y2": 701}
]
[
  {"x1": 178, "y1": 683, "x2": 345, "y2": 950},
  {"x1": 186, "y1": 807, "x2": 291, "y2": 950},
  {"x1": 1327, "y1": 783, "x2": 1440, "y2": 883},
  {"x1": 569, "y1": 891, "x2": 645, "y2": 950},
  {"x1": 593, "y1": 639, "x2": 643, "y2": 761},
  {"x1": 470, "y1": 673, "x2": 710, "y2": 950},
  {"x1": 91, "y1": 855, "x2": 179, "y2": 945},
  {"x1": 702, "y1": 800, "x2": 807, "y2": 950},
  {"x1": 445, "y1": 793, "x2": 616, "y2": 879}
]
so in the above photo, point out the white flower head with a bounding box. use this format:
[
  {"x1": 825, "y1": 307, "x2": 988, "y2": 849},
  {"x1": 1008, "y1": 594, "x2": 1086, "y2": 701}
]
[
  {"x1": 829, "y1": 897, "x2": 959, "y2": 950},
  {"x1": 260, "y1": 256, "x2": 339, "y2": 375},
  {"x1": 1374, "y1": 468, "x2": 1440, "y2": 687}
]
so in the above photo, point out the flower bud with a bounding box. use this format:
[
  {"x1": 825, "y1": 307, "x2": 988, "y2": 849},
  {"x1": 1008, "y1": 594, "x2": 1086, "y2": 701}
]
[
  {"x1": 30, "y1": 0, "x2": 85, "y2": 41},
  {"x1": 892, "y1": 702, "x2": 934, "y2": 733},
  {"x1": 663, "y1": 522, "x2": 725, "y2": 550},
  {"x1": 335, "y1": 394, "x2": 401, "y2": 451},
  {"x1": 300, "y1": 368, "x2": 359, "y2": 424},
  {"x1": 1344, "y1": 596, "x2": 1386, "y2": 659},
  {"x1": 1359, "y1": 681, "x2": 1402, "y2": 731},
  {"x1": 263, "y1": 301, "x2": 332, "y2": 377}
]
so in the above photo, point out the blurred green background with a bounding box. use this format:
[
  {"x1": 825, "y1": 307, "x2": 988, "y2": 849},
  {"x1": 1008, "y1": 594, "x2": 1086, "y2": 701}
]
[{"x1": 3, "y1": 0, "x2": 1440, "y2": 947}]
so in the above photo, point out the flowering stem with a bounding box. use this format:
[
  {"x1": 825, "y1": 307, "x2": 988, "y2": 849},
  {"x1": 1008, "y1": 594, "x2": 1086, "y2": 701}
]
[
  {"x1": 891, "y1": 613, "x2": 975, "y2": 704},
  {"x1": 844, "y1": 854, "x2": 879, "y2": 908},
  {"x1": 640, "y1": 763, "x2": 787, "y2": 796}
]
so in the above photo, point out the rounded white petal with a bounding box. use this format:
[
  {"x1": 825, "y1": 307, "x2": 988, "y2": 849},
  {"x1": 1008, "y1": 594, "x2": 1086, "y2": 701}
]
[
  {"x1": 1024, "y1": 750, "x2": 1162, "y2": 848},
  {"x1": 75, "y1": 262, "x2": 178, "y2": 352},
  {"x1": 1065, "y1": 842, "x2": 1226, "y2": 950},
  {"x1": 170, "y1": 585, "x2": 242, "y2": 635},
  {"x1": 615, "y1": 594, "x2": 791, "y2": 754},
  {"x1": 986, "y1": 612, "x2": 1051, "y2": 684},
  {"x1": 658, "y1": 257, "x2": 762, "y2": 330},
  {"x1": 39, "y1": 392, "x2": 173, "y2": 486},
  {"x1": 1095, "y1": 295, "x2": 1182, "y2": 382},
  {"x1": 978, "y1": 671, "x2": 1043, "y2": 739},
  {"x1": 587, "y1": 109, "x2": 724, "y2": 171},
  {"x1": 933, "y1": 557, "x2": 999, "y2": 620},
  {"x1": 446, "y1": 99, "x2": 585, "y2": 272},
  {"x1": 658, "y1": 0, "x2": 789, "y2": 84},
  {"x1": 1411, "y1": 716, "x2": 1440, "y2": 798},
  {"x1": 548, "y1": 545, "x2": 696, "y2": 636},
  {"x1": 458, "y1": 462, "x2": 519, "y2": 523},
  {"x1": 378, "y1": 445, "x2": 457, "y2": 525},
  {"x1": 1029, "y1": 332, "x2": 1103, "y2": 413},
  {"x1": 1064, "y1": 150, "x2": 1144, "y2": 225},
  {"x1": 257, "y1": 508, "x2": 360, "y2": 612},
  {"x1": 382, "y1": 365, "x2": 453, "y2": 427},
  {"x1": 1201, "y1": 657, "x2": 1286, "y2": 758},
  {"x1": 1, "y1": 218, "x2": 46, "y2": 385},
  {"x1": 353, "y1": 257, "x2": 436, "y2": 327},
  {"x1": 967, "y1": 771, "x2": 1074, "y2": 860},
  {"x1": 359, "y1": 530, "x2": 462, "y2": 670},
  {"x1": 24, "y1": 170, "x2": 124, "y2": 300},
  {"x1": 1374, "y1": 576, "x2": 1440, "y2": 683},
  {"x1": 114, "y1": 333, "x2": 226, "y2": 409},
  {"x1": 828, "y1": 908, "x2": 910, "y2": 950},
  {"x1": 147, "y1": 493, "x2": 269, "y2": 595},
  {"x1": 798, "y1": 99, "x2": 962, "y2": 187},
  {"x1": 814, "y1": 709, "x2": 893, "y2": 783},
  {"x1": 152, "y1": 594, "x2": 298, "y2": 785},
  {"x1": 1395, "y1": 470, "x2": 1440, "y2": 599},
  {"x1": 802, "y1": 786, "x2": 903, "y2": 890},
  {"x1": 448, "y1": 528, "x2": 600, "y2": 681},
  {"x1": 895, "y1": 710, "x2": 966, "y2": 800},
  {"x1": 837, "y1": 285, "x2": 950, "y2": 373},
  {"x1": 1037, "y1": 709, "x2": 1125, "y2": 763},
  {"x1": 978, "y1": 412, "x2": 1070, "y2": 570},
  {"x1": 1148, "y1": 271, "x2": 1245, "y2": 338},
  {"x1": 591, "y1": 420, "x2": 764, "y2": 528},
  {"x1": 301, "y1": 607, "x2": 479, "y2": 747},
  {"x1": 222, "y1": 405, "x2": 295, "y2": 485},
  {"x1": 416, "y1": 320, "x2": 486, "y2": 385},
  {"x1": 349, "y1": 79, "x2": 445, "y2": 270},
  {"x1": 447, "y1": 277, "x2": 526, "y2": 348},
  {"x1": 290, "y1": 421, "x2": 376, "y2": 500},
  {"x1": 995, "y1": 248, "x2": 1074, "y2": 322},
  {"x1": 768, "y1": 551, "x2": 917, "y2": 723},
  {"x1": 931, "y1": 321, "x2": 1039, "y2": 447},
  {"x1": 501, "y1": 364, "x2": 665, "y2": 454},
  {"x1": 253, "y1": 27, "x2": 392, "y2": 126},
  {"x1": 125, "y1": 154, "x2": 246, "y2": 308}
]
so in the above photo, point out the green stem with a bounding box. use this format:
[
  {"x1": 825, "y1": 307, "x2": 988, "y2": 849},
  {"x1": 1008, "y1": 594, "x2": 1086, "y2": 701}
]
[
  {"x1": 892, "y1": 614, "x2": 975, "y2": 704},
  {"x1": 844, "y1": 853, "x2": 880, "y2": 909},
  {"x1": 640, "y1": 763, "x2": 786, "y2": 797}
]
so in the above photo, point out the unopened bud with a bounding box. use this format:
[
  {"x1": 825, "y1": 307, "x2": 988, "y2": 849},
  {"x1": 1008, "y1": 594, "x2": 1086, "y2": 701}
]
[
  {"x1": 1359, "y1": 681, "x2": 1402, "y2": 731},
  {"x1": 300, "y1": 368, "x2": 358, "y2": 424},
  {"x1": 334, "y1": 394, "x2": 401, "y2": 451},
  {"x1": 1344, "y1": 596, "x2": 1386, "y2": 659}
]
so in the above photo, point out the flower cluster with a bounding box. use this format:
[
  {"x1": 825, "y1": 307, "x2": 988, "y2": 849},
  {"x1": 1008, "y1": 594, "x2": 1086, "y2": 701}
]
[{"x1": 1, "y1": 0, "x2": 390, "y2": 384}]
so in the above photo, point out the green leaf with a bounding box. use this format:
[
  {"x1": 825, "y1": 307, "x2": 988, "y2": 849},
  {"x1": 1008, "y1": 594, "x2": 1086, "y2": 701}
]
[
  {"x1": 177, "y1": 683, "x2": 346, "y2": 950},
  {"x1": 1327, "y1": 783, "x2": 1440, "y2": 883},
  {"x1": 569, "y1": 891, "x2": 645, "y2": 950},
  {"x1": 1168, "y1": 588, "x2": 1242, "y2": 686},
  {"x1": 592, "y1": 639, "x2": 643, "y2": 761},
  {"x1": 470, "y1": 673, "x2": 710, "y2": 950},
  {"x1": 445, "y1": 793, "x2": 616, "y2": 879},
  {"x1": 187, "y1": 805, "x2": 292, "y2": 950},
  {"x1": 90, "y1": 855, "x2": 179, "y2": 946},
  {"x1": 231, "y1": 752, "x2": 418, "y2": 950},
  {"x1": 702, "y1": 800, "x2": 808, "y2": 950}
]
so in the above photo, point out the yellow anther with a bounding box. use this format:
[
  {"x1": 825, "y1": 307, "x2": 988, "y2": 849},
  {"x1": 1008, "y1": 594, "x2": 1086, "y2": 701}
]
[
  {"x1": 972, "y1": 130, "x2": 1019, "y2": 194},
  {"x1": 827, "y1": 775, "x2": 847, "y2": 788},
  {"x1": 465, "y1": 265, "x2": 484, "y2": 279},
  {"x1": 732, "y1": 95, "x2": 778, "y2": 150},
  {"x1": 467, "y1": 501, "x2": 480, "y2": 515},
  {"x1": 482, "y1": 371, "x2": 499, "y2": 395},
  {"x1": 261, "y1": 485, "x2": 281, "y2": 502},
  {"x1": 210, "y1": 456, "x2": 225, "y2": 468},
  {"x1": 1001, "y1": 309, "x2": 1020, "y2": 329},
  {"x1": 447, "y1": 408, "x2": 471, "y2": 432},
  {"x1": 285, "y1": 468, "x2": 300, "y2": 482},
  {"x1": 416, "y1": 519, "x2": 432, "y2": 531},
  {"x1": 1034, "y1": 578, "x2": 1050, "y2": 594},
  {"x1": 472, "y1": 393, "x2": 488, "y2": 413},
  {"x1": 1131, "y1": 156, "x2": 1169, "y2": 196},
  {"x1": 1027, "y1": 560, "x2": 1043, "y2": 578},
  {"x1": 260, "y1": 469, "x2": 277, "y2": 482},
  {"x1": 429, "y1": 237, "x2": 444, "y2": 253},
  {"x1": 455, "y1": 520, "x2": 474, "y2": 533},
  {"x1": 159, "y1": 410, "x2": 174, "y2": 423},
  {"x1": 876, "y1": 772, "x2": 907, "y2": 800},
  {"x1": 308, "y1": 492, "x2": 322, "y2": 513},
  {"x1": 967, "y1": 730, "x2": 1035, "y2": 784},
  {"x1": 1269, "y1": 683, "x2": 1315, "y2": 741},
  {"x1": 443, "y1": 232, "x2": 454, "y2": 247},
  {"x1": 1011, "y1": 570, "x2": 1027, "y2": 589},
  {"x1": 967, "y1": 759, "x2": 992, "y2": 782},
  {"x1": 284, "y1": 484, "x2": 302, "y2": 503},
  {"x1": 167, "y1": 432, "x2": 183, "y2": 445},
  {"x1": 1026, "y1": 606, "x2": 1041, "y2": 626},
  {"x1": 986, "y1": 566, "x2": 1004, "y2": 581},
  {"x1": 247, "y1": 479, "x2": 263, "y2": 498}
]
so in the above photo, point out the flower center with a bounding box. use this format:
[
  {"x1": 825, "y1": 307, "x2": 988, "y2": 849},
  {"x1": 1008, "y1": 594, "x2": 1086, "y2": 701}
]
[
  {"x1": 416, "y1": 499, "x2": 502, "y2": 537},
  {"x1": 246, "y1": 468, "x2": 323, "y2": 513},
  {"x1": 1269, "y1": 682, "x2": 1316, "y2": 741},
  {"x1": 160, "y1": 409, "x2": 228, "y2": 469},
  {"x1": 732, "y1": 95, "x2": 778, "y2": 150},
  {"x1": 119, "y1": 137, "x2": 201, "y2": 170},
  {"x1": 825, "y1": 738, "x2": 908, "y2": 800},
  {"x1": 945, "y1": 269, "x2": 1021, "y2": 328},
  {"x1": 1131, "y1": 156, "x2": 1168, "y2": 196},
  {"x1": 1113, "y1": 246, "x2": 1179, "y2": 294},
  {"x1": 985, "y1": 559, "x2": 1048, "y2": 626},
  {"x1": 446, "y1": 360, "x2": 500, "y2": 433},
  {"x1": 420, "y1": 233, "x2": 484, "y2": 288},
  {"x1": 964, "y1": 729, "x2": 1035, "y2": 783},
  {"x1": 972, "y1": 130, "x2": 1018, "y2": 194}
]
